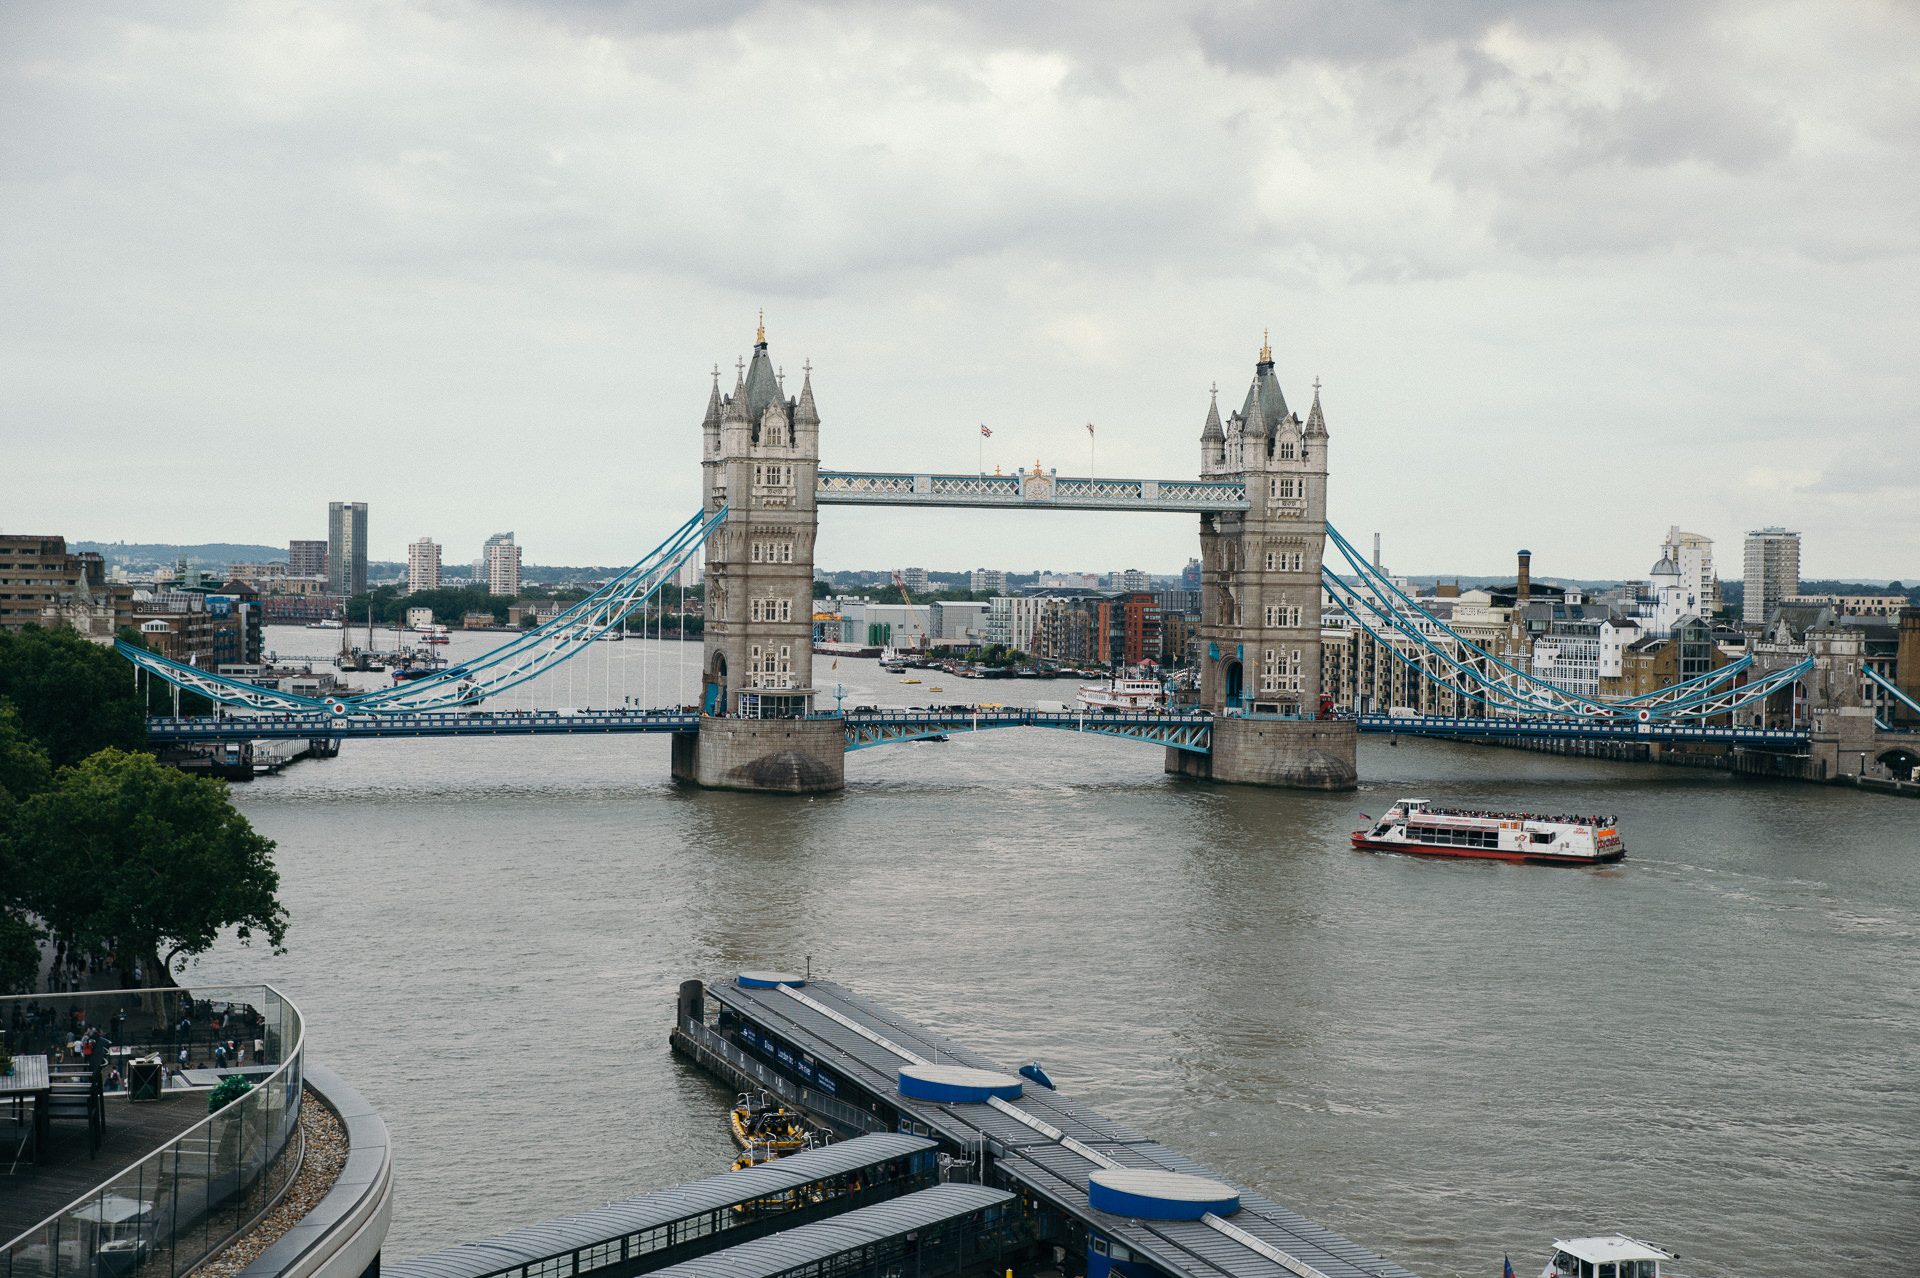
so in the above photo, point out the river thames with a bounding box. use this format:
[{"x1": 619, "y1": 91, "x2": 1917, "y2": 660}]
[{"x1": 190, "y1": 626, "x2": 1919, "y2": 1278}]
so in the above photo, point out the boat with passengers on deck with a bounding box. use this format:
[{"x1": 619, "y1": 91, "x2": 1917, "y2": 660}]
[
  {"x1": 1352, "y1": 798, "x2": 1625, "y2": 866},
  {"x1": 1539, "y1": 1233, "x2": 1680, "y2": 1278}
]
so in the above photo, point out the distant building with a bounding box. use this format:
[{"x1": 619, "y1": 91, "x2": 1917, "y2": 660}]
[
  {"x1": 1743, "y1": 527, "x2": 1799, "y2": 625},
  {"x1": 1782, "y1": 593, "x2": 1909, "y2": 617},
  {"x1": 1664, "y1": 526, "x2": 1718, "y2": 616},
  {"x1": 484, "y1": 533, "x2": 521, "y2": 597},
  {"x1": 1180, "y1": 557, "x2": 1201, "y2": 592},
  {"x1": 289, "y1": 539, "x2": 328, "y2": 578},
  {"x1": 408, "y1": 536, "x2": 442, "y2": 594},
  {"x1": 969, "y1": 568, "x2": 1007, "y2": 595},
  {"x1": 899, "y1": 567, "x2": 930, "y2": 597},
  {"x1": 462, "y1": 611, "x2": 496, "y2": 629},
  {"x1": 226, "y1": 562, "x2": 286, "y2": 584},
  {"x1": 1117, "y1": 569, "x2": 1149, "y2": 592},
  {"x1": 928, "y1": 600, "x2": 990, "y2": 644},
  {"x1": 0, "y1": 534, "x2": 137, "y2": 638},
  {"x1": 327, "y1": 502, "x2": 368, "y2": 596}
]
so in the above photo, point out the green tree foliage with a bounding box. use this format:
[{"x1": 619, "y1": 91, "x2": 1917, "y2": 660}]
[
  {"x1": 15, "y1": 750, "x2": 289, "y2": 975},
  {"x1": 208, "y1": 1075, "x2": 254, "y2": 1111},
  {"x1": 0, "y1": 626, "x2": 147, "y2": 767},
  {"x1": 0, "y1": 700, "x2": 53, "y2": 994}
]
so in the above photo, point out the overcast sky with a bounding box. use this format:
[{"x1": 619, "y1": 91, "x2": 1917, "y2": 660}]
[{"x1": 3, "y1": 0, "x2": 1915, "y2": 581}]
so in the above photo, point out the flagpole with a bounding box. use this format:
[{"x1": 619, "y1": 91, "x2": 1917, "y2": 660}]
[{"x1": 1087, "y1": 423, "x2": 1095, "y2": 484}]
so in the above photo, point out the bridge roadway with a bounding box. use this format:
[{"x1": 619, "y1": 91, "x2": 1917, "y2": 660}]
[
  {"x1": 145, "y1": 709, "x2": 1811, "y2": 749},
  {"x1": 1354, "y1": 714, "x2": 1810, "y2": 746},
  {"x1": 142, "y1": 707, "x2": 1215, "y2": 752}
]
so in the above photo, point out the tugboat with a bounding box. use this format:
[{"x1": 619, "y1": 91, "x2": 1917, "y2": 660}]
[
  {"x1": 1539, "y1": 1234, "x2": 1679, "y2": 1277},
  {"x1": 1352, "y1": 799, "x2": 1625, "y2": 866}
]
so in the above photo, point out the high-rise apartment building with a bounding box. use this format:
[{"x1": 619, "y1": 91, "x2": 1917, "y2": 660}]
[
  {"x1": 899, "y1": 567, "x2": 930, "y2": 597},
  {"x1": 408, "y1": 536, "x2": 442, "y2": 594},
  {"x1": 970, "y1": 568, "x2": 1007, "y2": 595},
  {"x1": 327, "y1": 502, "x2": 368, "y2": 596},
  {"x1": 1663, "y1": 526, "x2": 1717, "y2": 617},
  {"x1": 1120, "y1": 569, "x2": 1150, "y2": 592},
  {"x1": 1180, "y1": 558, "x2": 1202, "y2": 591},
  {"x1": 484, "y1": 532, "x2": 521, "y2": 597},
  {"x1": 288, "y1": 539, "x2": 328, "y2": 578},
  {"x1": 1742, "y1": 527, "x2": 1800, "y2": 625}
]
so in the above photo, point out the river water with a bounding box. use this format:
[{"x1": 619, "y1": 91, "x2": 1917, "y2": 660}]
[{"x1": 187, "y1": 626, "x2": 1920, "y2": 1278}]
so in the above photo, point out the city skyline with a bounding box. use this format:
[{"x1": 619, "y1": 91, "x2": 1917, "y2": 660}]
[{"x1": 2, "y1": 3, "x2": 1915, "y2": 578}]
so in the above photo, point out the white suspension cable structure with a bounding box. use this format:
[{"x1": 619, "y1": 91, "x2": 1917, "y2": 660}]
[{"x1": 121, "y1": 507, "x2": 724, "y2": 716}]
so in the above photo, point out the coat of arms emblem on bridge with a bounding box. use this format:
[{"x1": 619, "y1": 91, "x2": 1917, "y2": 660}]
[{"x1": 1018, "y1": 464, "x2": 1055, "y2": 502}]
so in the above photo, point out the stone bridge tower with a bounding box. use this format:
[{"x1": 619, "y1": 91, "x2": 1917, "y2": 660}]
[
  {"x1": 673, "y1": 320, "x2": 844, "y2": 792},
  {"x1": 1167, "y1": 335, "x2": 1356, "y2": 789}
]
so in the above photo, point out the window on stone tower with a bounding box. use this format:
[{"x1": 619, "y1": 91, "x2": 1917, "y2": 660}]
[
  {"x1": 750, "y1": 542, "x2": 763, "y2": 563},
  {"x1": 767, "y1": 424, "x2": 784, "y2": 446},
  {"x1": 1280, "y1": 440, "x2": 1295, "y2": 459},
  {"x1": 779, "y1": 542, "x2": 793, "y2": 563}
]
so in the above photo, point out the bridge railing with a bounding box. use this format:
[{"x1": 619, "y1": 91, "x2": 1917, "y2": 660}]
[{"x1": 3, "y1": 984, "x2": 303, "y2": 1278}]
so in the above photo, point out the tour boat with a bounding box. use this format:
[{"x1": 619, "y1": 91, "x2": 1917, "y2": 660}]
[
  {"x1": 1352, "y1": 799, "x2": 1625, "y2": 866},
  {"x1": 1076, "y1": 676, "x2": 1166, "y2": 712},
  {"x1": 306, "y1": 619, "x2": 345, "y2": 630},
  {"x1": 1539, "y1": 1234, "x2": 1678, "y2": 1278}
]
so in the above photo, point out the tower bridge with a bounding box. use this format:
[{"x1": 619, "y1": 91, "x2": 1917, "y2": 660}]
[{"x1": 122, "y1": 323, "x2": 1914, "y2": 793}]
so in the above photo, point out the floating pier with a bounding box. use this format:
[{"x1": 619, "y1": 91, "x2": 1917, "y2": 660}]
[{"x1": 671, "y1": 974, "x2": 1424, "y2": 1278}]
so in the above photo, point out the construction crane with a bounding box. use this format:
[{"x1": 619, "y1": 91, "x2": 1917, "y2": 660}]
[{"x1": 890, "y1": 571, "x2": 931, "y2": 655}]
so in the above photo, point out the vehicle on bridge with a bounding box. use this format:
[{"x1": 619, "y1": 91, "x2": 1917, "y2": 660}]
[{"x1": 1352, "y1": 799, "x2": 1625, "y2": 866}]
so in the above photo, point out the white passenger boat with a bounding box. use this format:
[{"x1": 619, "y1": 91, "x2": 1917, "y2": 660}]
[
  {"x1": 1539, "y1": 1234, "x2": 1678, "y2": 1278},
  {"x1": 1075, "y1": 676, "x2": 1165, "y2": 712},
  {"x1": 1352, "y1": 799, "x2": 1625, "y2": 866}
]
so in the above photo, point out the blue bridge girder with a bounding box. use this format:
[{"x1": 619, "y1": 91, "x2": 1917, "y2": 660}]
[
  {"x1": 816, "y1": 469, "x2": 1248, "y2": 513},
  {"x1": 144, "y1": 708, "x2": 1216, "y2": 752},
  {"x1": 1355, "y1": 714, "x2": 1809, "y2": 746},
  {"x1": 147, "y1": 710, "x2": 703, "y2": 742},
  {"x1": 842, "y1": 707, "x2": 1213, "y2": 752}
]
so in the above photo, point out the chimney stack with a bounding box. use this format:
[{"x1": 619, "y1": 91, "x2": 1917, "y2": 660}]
[
  {"x1": 1517, "y1": 549, "x2": 1532, "y2": 602},
  {"x1": 1373, "y1": 533, "x2": 1381, "y2": 570}
]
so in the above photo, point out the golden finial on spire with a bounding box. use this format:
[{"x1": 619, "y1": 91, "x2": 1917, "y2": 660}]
[
  {"x1": 1259, "y1": 329, "x2": 1272, "y2": 364},
  {"x1": 756, "y1": 308, "x2": 766, "y2": 344}
]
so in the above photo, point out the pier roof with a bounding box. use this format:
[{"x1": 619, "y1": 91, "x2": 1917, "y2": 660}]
[
  {"x1": 711, "y1": 977, "x2": 1425, "y2": 1278},
  {"x1": 386, "y1": 1132, "x2": 934, "y2": 1278},
  {"x1": 645, "y1": 1183, "x2": 1013, "y2": 1278}
]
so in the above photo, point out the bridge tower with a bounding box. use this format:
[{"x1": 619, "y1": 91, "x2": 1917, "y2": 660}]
[
  {"x1": 1167, "y1": 336, "x2": 1356, "y2": 789},
  {"x1": 672, "y1": 320, "x2": 845, "y2": 792}
]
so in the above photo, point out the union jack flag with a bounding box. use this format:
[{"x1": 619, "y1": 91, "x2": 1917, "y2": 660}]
[{"x1": 980, "y1": 425, "x2": 992, "y2": 437}]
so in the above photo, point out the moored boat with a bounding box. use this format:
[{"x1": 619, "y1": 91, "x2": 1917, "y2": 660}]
[
  {"x1": 1352, "y1": 799, "x2": 1625, "y2": 866},
  {"x1": 728, "y1": 1092, "x2": 808, "y2": 1156},
  {"x1": 1539, "y1": 1234, "x2": 1679, "y2": 1278}
]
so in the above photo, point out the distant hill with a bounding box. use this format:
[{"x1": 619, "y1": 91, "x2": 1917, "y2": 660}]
[{"x1": 74, "y1": 541, "x2": 286, "y2": 567}]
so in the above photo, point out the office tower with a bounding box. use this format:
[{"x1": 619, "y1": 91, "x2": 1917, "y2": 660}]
[
  {"x1": 408, "y1": 536, "x2": 442, "y2": 594},
  {"x1": 327, "y1": 502, "x2": 368, "y2": 596},
  {"x1": 484, "y1": 532, "x2": 521, "y2": 597},
  {"x1": 1742, "y1": 528, "x2": 1800, "y2": 625},
  {"x1": 288, "y1": 539, "x2": 328, "y2": 578}
]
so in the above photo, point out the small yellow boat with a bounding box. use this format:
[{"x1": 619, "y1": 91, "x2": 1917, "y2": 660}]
[
  {"x1": 900, "y1": 678, "x2": 920, "y2": 684},
  {"x1": 929, "y1": 686, "x2": 944, "y2": 692},
  {"x1": 729, "y1": 1093, "x2": 808, "y2": 1156}
]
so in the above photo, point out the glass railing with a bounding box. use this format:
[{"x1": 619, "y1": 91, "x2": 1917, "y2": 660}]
[{"x1": 2, "y1": 984, "x2": 303, "y2": 1278}]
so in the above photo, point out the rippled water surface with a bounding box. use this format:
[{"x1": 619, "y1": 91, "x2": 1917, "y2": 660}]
[{"x1": 188, "y1": 627, "x2": 1920, "y2": 1277}]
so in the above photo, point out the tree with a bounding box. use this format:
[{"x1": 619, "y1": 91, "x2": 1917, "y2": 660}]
[
  {"x1": 0, "y1": 700, "x2": 53, "y2": 993},
  {"x1": 0, "y1": 626, "x2": 147, "y2": 767},
  {"x1": 16, "y1": 750, "x2": 289, "y2": 975}
]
